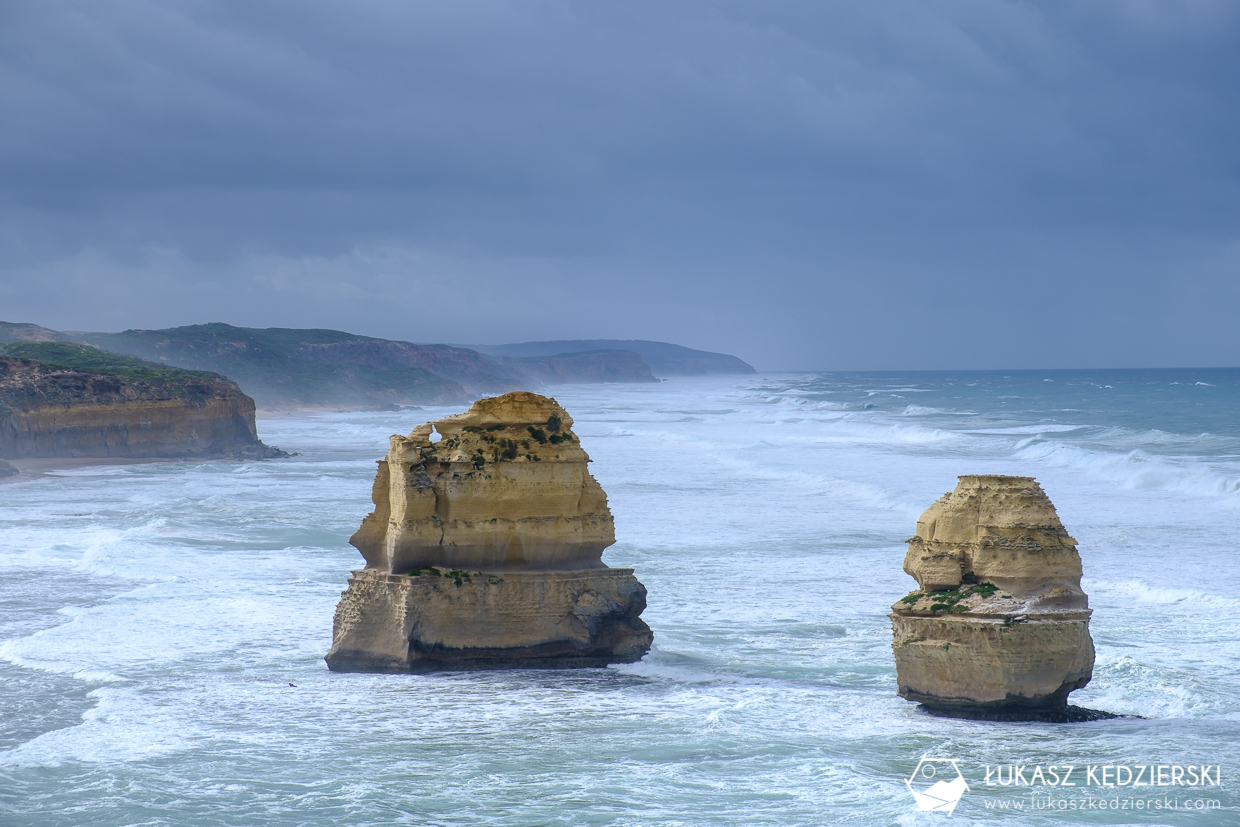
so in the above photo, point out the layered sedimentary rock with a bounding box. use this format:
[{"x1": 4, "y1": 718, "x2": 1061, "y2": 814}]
[
  {"x1": 327, "y1": 391, "x2": 652, "y2": 672},
  {"x1": 890, "y1": 475, "x2": 1095, "y2": 721},
  {"x1": 0, "y1": 348, "x2": 285, "y2": 460}
]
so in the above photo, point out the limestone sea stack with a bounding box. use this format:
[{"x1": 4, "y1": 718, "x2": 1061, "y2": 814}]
[
  {"x1": 326, "y1": 391, "x2": 653, "y2": 672},
  {"x1": 890, "y1": 475, "x2": 1097, "y2": 721}
]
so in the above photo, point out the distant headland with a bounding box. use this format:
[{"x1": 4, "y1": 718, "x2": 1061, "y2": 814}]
[
  {"x1": 0, "y1": 340, "x2": 286, "y2": 468},
  {"x1": 1, "y1": 321, "x2": 756, "y2": 410}
]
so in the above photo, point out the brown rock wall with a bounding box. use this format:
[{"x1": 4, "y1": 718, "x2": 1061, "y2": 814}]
[
  {"x1": 0, "y1": 355, "x2": 283, "y2": 459},
  {"x1": 326, "y1": 568, "x2": 651, "y2": 672}
]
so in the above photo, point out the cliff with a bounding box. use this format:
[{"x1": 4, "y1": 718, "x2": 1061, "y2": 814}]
[
  {"x1": 0, "y1": 343, "x2": 286, "y2": 460},
  {"x1": 327, "y1": 391, "x2": 652, "y2": 672},
  {"x1": 890, "y1": 475, "x2": 1098, "y2": 721}
]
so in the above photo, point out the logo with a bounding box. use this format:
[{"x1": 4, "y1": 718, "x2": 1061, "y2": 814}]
[{"x1": 907, "y1": 755, "x2": 970, "y2": 815}]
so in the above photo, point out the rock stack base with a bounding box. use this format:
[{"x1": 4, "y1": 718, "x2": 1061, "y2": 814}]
[{"x1": 327, "y1": 569, "x2": 650, "y2": 673}]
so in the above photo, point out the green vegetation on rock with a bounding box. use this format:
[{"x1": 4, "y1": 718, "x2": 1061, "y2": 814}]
[
  {"x1": 900, "y1": 581, "x2": 999, "y2": 614},
  {"x1": 0, "y1": 342, "x2": 224, "y2": 385},
  {"x1": 406, "y1": 566, "x2": 482, "y2": 586}
]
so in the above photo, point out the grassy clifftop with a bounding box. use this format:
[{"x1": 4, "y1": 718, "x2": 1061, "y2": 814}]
[
  {"x1": 78, "y1": 324, "x2": 471, "y2": 408},
  {"x1": 0, "y1": 342, "x2": 249, "y2": 411},
  {"x1": 0, "y1": 342, "x2": 225, "y2": 385}
]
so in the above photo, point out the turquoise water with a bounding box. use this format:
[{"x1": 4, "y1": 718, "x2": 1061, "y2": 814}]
[{"x1": 1, "y1": 371, "x2": 1238, "y2": 825}]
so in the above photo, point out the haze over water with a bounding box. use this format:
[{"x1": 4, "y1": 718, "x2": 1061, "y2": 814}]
[{"x1": 2, "y1": 370, "x2": 1238, "y2": 825}]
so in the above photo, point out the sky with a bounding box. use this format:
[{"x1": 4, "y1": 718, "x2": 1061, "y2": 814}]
[{"x1": 1, "y1": 1, "x2": 1238, "y2": 371}]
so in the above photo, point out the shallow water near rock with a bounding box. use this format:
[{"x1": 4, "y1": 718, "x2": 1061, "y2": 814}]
[{"x1": 2, "y1": 370, "x2": 1239, "y2": 825}]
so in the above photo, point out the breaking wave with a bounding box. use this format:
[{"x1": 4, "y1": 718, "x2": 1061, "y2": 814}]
[{"x1": 1013, "y1": 439, "x2": 1240, "y2": 498}]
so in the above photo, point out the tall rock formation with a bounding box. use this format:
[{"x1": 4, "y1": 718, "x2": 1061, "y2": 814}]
[
  {"x1": 326, "y1": 391, "x2": 653, "y2": 672},
  {"x1": 890, "y1": 475, "x2": 1096, "y2": 721}
]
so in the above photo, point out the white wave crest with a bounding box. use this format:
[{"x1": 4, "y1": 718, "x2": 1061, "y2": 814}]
[
  {"x1": 0, "y1": 687, "x2": 193, "y2": 767},
  {"x1": 1080, "y1": 654, "x2": 1223, "y2": 719},
  {"x1": 1014, "y1": 440, "x2": 1240, "y2": 498},
  {"x1": 1088, "y1": 580, "x2": 1240, "y2": 608}
]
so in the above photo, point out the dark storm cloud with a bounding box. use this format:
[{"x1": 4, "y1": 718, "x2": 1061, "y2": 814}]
[{"x1": 1, "y1": 1, "x2": 1238, "y2": 368}]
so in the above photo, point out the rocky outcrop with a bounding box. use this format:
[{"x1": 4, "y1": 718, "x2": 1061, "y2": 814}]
[
  {"x1": 890, "y1": 475, "x2": 1096, "y2": 721},
  {"x1": 327, "y1": 391, "x2": 652, "y2": 672},
  {"x1": 0, "y1": 346, "x2": 286, "y2": 460},
  {"x1": 0, "y1": 459, "x2": 18, "y2": 478}
]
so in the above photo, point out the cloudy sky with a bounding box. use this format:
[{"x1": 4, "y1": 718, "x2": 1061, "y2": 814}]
[{"x1": 1, "y1": 1, "x2": 1237, "y2": 370}]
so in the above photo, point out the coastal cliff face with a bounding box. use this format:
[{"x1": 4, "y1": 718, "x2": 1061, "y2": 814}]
[
  {"x1": 327, "y1": 391, "x2": 652, "y2": 672},
  {"x1": 0, "y1": 349, "x2": 285, "y2": 460},
  {"x1": 890, "y1": 475, "x2": 1095, "y2": 721}
]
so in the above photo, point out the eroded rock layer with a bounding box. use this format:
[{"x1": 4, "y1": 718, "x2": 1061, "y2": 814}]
[
  {"x1": 327, "y1": 569, "x2": 651, "y2": 672},
  {"x1": 0, "y1": 354, "x2": 284, "y2": 460},
  {"x1": 890, "y1": 475, "x2": 1095, "y2": 720},
  {"x1": 327, "y1": 391, "x2": 652, "y2": 672}
]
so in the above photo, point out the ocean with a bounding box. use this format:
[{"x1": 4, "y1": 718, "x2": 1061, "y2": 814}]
[{"x1": 1, "y1": 370, "x2": 1238, "y2": 825}]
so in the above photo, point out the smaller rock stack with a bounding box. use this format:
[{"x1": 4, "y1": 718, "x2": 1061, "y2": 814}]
[
  {"x1": 326, "y1": 392, "x2": 652, "y2": 673},
  {"x1": 890, "y1": 475, "x2": 1096, "y2": 721}
]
